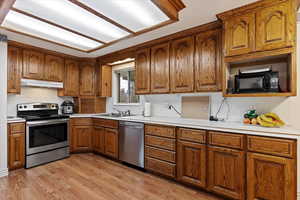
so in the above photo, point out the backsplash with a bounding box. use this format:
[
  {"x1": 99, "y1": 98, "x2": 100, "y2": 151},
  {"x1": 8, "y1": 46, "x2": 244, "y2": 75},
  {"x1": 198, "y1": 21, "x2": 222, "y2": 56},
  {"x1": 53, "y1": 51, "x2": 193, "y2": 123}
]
[{"x1": 7, "y1": 87, "x2": 72, "y2": 116}]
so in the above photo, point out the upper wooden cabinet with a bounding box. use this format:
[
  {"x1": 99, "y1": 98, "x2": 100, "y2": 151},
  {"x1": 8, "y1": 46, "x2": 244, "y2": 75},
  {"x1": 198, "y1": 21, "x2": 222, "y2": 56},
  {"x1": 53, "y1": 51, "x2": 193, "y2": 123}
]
[
  {"x1": 135, "y1": 48, "x2": 151, "y2": 94},
  {"x1": 150, "y1": 42, "x2": 170, "y2": 93},
  {"x1": 44, "y1": 55, "x2": 64, "y2": 82},
  {"x1": 99, "y1": 65, "x2": 112, "y2": 97},
  {"x1": 195, "y1": 29, "x2": 222, "y2": 92},
  {"x1": 7, "y1": 46, "x2": 22, "y2": 94},
  {"x1": 170, "y1": 36, "x2": 194, "y2": 93},
  {"x1": 22, "y1": 49, "x2": 44, "y2": 80},
  {"x1": 256, "y1": 0, "x2": 295, "y2": 51},
  {"x1": 80, "y1": 62, "x2": 96, "y2": 96},
  {"x1": 59, "y1": 59, "x2": 80, "y2": 97},
  {"x1": 218, "y1": 0, "x2": 296, "y2": 57}
]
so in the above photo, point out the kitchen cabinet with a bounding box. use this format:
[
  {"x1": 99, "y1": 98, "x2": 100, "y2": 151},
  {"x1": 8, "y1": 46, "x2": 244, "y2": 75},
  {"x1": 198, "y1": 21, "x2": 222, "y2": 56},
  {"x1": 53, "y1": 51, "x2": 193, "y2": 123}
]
[
  {"x1": 7, "y1": 46, "x2": 22, "y2": 94},
  {"x1": 44, "y1": 54, "x2": 64, "y2": 82},
  {"x1": 170, "y1": 36, "x2": 194, "y2": 93},
  {"x1": 22, "y1": 49, "x2": 44, "y2": 80},
  {"x1": 177, "y1": 140, "x2": 206, "y2": 188},
  {"x1": 73, "y1": 97, "x2": 106, "y2": 114},
  {"x1": 135, "y1": 48, "x2": 151, "y2": 94},
  {"x1": 104, "y1": 128, "x2": 119, "y2": 159},
  {"x1": 150, "y1": 42, "x2": 170, "y2": 93},
  {"x1": 247, "y1": 152, "x2": 295, "y2": 200},
  {"x1": 71, "y1": 125, "x2": 93, "y2": 153},
  {"x1": 80, "y1": 62, "x2": 96, "y2": 96},
  {"x1": 93, "y1": 126, "x2": 105, "y2": 154},
  {"x1": 195, "y1": 29, "x2": 222, "y2": 92},
  {"x1": 99, "y1": 65, "x2": 112, "y2": 97},
  {"x1": 208, "y1": 146, "x2": 245, "y2": 200},
  {"x1": 8, "y1": 123, "x2": 25, "y2": 170},
  {"x1": 256, "y1": 0, "x2": 295, "y2": 51}
]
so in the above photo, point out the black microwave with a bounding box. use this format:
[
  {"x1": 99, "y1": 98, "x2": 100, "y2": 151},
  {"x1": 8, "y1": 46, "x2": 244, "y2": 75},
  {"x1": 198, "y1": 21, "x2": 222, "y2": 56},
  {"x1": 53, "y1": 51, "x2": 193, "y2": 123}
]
[{"x1": 234, "y1": 69, "x2": 280, "y2": 93}]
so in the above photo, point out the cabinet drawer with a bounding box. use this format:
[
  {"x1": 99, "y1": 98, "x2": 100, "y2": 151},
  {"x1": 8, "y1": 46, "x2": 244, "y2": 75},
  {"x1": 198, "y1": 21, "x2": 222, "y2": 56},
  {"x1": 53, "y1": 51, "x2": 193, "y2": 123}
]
[
  {"x1": 145, "y1": 146, "x2": 175, "y2": 163},
  {"x1": 145, "y1": 157, "x2": 176, "y2": 178},
  {"x1": 145, "y1": 125, "x2": 176, "y2": 138},
  {"x1": 208, "y1": 131, "x2": 244, "y2": 150},
  {"x1": 247, "y1": 136, "x2": 296, "y2": 158},
  {"x1": 9, "y1": 123, "x2": 25, "y2": 134},
  {"x1": 178, "y1": 128, "x2": 206, "y2": 144},
  {"x1": 71, "y1": 118, "x2": 92, "y2": 126},
  {"x1": 93, "y1": 118, "x2": 118, "y2": 129},
  {"x1": 145, "y1": 135, "x2": 176, "y2": 151}
]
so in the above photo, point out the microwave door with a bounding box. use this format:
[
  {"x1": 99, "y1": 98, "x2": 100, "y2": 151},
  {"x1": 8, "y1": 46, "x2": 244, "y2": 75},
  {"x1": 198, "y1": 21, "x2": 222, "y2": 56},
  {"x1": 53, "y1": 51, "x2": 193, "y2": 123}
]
[{"x1": 237, "y1": 77, "x2": 265, "y2": 93}]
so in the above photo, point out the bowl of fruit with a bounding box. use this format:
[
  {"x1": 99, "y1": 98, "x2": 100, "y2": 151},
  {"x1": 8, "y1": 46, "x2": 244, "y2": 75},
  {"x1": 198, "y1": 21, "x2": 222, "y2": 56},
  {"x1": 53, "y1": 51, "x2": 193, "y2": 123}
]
[{"x1": 243, "y1": 109, "x2": 285, "y2": 128}]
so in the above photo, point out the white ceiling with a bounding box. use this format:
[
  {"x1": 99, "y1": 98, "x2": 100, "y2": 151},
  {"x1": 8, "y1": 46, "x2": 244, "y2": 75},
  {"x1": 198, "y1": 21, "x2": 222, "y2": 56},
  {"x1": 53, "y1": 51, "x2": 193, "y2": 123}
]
[{"x1": 0, "y1": 0, "x2": 260, "y2": 58}]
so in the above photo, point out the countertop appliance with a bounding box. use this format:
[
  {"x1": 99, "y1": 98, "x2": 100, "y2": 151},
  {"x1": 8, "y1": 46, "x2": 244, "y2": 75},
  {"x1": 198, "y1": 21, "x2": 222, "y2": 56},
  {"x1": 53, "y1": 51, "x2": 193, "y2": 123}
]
[
  {"x1": 61, "y1": 100, "x2": 74, "y2": 114},
  {"x1": 17, "y1": 103, "x2": 70, "y2": 168},
  {"x1": 234, "y1": 68, "x2": 279, "y2": 93},
  {"x1": 119, "y1": 121, "x2": 144, "y2": 168}
]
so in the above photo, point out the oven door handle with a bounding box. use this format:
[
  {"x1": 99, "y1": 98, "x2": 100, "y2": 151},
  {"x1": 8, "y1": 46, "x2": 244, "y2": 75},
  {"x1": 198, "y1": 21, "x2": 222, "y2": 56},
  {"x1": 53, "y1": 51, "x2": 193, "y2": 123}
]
[{"x1": 26, "y1": 119, "x2": 69, "y2": 127}]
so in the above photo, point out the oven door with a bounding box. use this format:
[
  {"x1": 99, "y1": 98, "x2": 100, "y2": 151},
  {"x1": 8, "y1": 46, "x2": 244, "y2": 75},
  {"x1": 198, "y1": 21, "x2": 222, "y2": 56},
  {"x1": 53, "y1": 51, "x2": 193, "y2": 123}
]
[{"x1": 26, "y1": 119, "x2": 69, "y2": 155}]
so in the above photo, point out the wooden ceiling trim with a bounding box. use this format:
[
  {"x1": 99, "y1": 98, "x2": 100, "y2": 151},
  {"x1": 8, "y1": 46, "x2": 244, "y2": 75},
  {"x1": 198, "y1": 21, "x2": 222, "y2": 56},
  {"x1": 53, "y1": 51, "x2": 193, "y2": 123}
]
[
  {"x1": 151, "y1": 0, "x2": 185, "y2": 20},
  {"x1": 67, "y1": 0, "x2": 135, "y2": 34},
  {"x1": 10, "y1": 8, "x2": 106, "y2": 44},
  {"x1": 0, "y1": 0, "x2": 16, "y2": 24}
]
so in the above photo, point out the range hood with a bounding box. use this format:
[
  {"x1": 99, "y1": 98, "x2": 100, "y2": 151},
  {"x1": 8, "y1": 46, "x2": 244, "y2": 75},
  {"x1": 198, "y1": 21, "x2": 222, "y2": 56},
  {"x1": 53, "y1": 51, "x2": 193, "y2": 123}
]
[{"x1": 21, "y1": 79, "x2": 63, "y2": 89}]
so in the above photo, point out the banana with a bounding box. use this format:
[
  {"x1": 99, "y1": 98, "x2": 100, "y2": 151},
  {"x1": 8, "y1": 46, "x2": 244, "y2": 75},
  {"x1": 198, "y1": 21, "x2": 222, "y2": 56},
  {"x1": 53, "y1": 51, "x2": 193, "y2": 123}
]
[
  {"x1": 264, "y1": 112, "x2": 285, "y2": 127},
  {"x1": 257, "y1": 113, "x2": 285, "y2": 128},
  {"x1": 260, "y1": 114, "x2": 276, "y2": 124},
  {"x1": 257, "y1": 116, "x2": 276, "y2": 127}
]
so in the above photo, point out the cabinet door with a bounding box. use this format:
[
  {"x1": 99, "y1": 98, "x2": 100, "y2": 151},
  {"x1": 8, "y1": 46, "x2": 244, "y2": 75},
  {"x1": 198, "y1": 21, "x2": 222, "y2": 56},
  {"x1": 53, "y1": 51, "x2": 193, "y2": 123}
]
[
  {"x1": 8, "y1": 133, "x2": 25, "y2": 170},
  {"x1": 224, "y1": 12, "x2": 255, "y2": 56},
  {"x1": 71, "y1": 126, "x2": 92, "y2": 152},
  {"x1": 93, "y1": 126, "x2": 105, "y2": 154},
  {"x1": 7, "y1": 46, "x2": 22, "y2": 94},
  {"x1": 63, "y1": 59, "x2": 80, "y2": 97},
  {"x1": 177, "y1": 140, "x2": 206, "y2": 188},
  {"x1": 22, "y1": 49, "x2": 44, "y2": 80},
  {"x1": 208, "y1": 146, "x2": 245, "y2": 200},
  {"x1": 195, "y1": 29, "x2": 221, "y2": 92},
  {"x1": 104, "y1": 128, "x2": 118, "y2": 159},
  {"x1": 44, "y1": 55, "x2": 64, "y2": 82},
  {"x1": 151, "y1": 42, "x2": 170, "y2": 93},
  {"x1": 170, "y1": 36, "x2": 194, "y2": 93},
  {"x1": 135, "y1": 48, "x2": 151, "y2": 94},
  {"x1": 247, "y1": 152, "x2": 296, "y2": 200},
  {"x1": 80, "y1": 62, "x2": 95, "y2": 96},
  {"x1": 256, "y1": 1, "x2": 295, "y2": 51},
  {"x1": 100, "y1": 65, "x2": 112, "y2": 97}
]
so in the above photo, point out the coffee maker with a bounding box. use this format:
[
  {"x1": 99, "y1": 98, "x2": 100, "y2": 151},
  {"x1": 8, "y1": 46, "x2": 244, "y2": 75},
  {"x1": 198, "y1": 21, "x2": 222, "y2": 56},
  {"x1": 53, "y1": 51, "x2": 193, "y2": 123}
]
[{"x1": 61, "y1": 100, "x2": 74, "y2": 114}]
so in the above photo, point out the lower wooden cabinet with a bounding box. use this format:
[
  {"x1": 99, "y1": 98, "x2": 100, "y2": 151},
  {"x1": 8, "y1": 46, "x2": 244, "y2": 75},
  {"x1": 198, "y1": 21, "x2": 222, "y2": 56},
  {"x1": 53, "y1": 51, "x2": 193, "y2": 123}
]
[
  {"x1": 247, "y1": 152, "x2": 296, "y2": 200},
  {"x1": 93, "y1": 126, "x2": 105, "y2": 154},
  {"x1": 177, "y1": 140, "x2": 206, "y2": 188},
  {"x1": 8, "y1": 122, "x2": 25, "y2": 170},
  {"x1": 208, "y1": 146, "x2": 245, "y2": 200},
  {"x1": 104, "y1": 128, "x2": 119, "y2": 159},
  {"x1": 71, "y1": 125, "x2": 92, "y2": 153}
]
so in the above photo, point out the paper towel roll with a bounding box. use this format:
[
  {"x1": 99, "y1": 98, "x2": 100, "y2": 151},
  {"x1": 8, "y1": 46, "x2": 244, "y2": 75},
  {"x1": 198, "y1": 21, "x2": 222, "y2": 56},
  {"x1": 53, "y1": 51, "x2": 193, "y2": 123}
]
[{"x1": 144, "y1": 102, "x2": 151, "y2": 117}]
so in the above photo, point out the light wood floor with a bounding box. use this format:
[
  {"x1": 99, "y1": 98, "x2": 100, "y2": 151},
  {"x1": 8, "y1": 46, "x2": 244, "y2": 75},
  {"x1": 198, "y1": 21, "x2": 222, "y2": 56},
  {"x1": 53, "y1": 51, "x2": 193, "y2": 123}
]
[{"x1": 0, "y1": 154, "x2": 222, "y2": 200}]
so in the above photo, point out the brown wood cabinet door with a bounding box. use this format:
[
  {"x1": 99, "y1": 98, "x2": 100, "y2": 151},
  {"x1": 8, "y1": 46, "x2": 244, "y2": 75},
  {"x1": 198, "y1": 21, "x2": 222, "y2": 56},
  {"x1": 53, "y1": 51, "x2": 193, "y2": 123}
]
[
  {"x1": 7, "y1": 46, "x2": 22, "y2": 94},
  {"x1": 22, "y1": 49, "x2": 44, "y2": 80},
  {"x1": 135, "y1": 48, "x2": 150, "y2": 94},
  {"x1": 93, "y1": 126, "x2": 105, "y2": 154},
  {"x1": 224, "y1": 12, "x2": 255, "y2": 56},
  {"x1": 208, "y1": 146, "x2": 245, "y2": 200},
  {"x1": 63, "y1": 59, "x2": 80, "y2": 97},
  {"x1": 151, "y1": 42, "x2": 170, "y2": 93},
  {"x1": 71, "y1": 126, "x2": 92, "y2": 152},
  {"x1": 44, "y1": 55, "x2": 64, "y2": 82},
  {"x1": 8, "y1": 133, "x2": 25, "y2": 170},
  {"x1": 177, "y1": 140, "x2": 206, "y2": 188},
  {"x1": 195, "y1": 29, "x2": 221, "y2": 92},
  {"x1": 256, "y1": 1, "x2": 295, "y2": 51},
  {"x1": 100, "y1": 65, "x2": 112, "y2": 97},
  {"x1": 104, "y1": 128, "x2": 118, "y2": 159},
  {"x1": 170, "y1": 36, "x2": 194, "y2": 93},
  {"x1": 80, "y1": 62, "x2": 96, "y2": 96},
  {"x1": 247, "y1": 152, "x2": 296, "y2": 200}
]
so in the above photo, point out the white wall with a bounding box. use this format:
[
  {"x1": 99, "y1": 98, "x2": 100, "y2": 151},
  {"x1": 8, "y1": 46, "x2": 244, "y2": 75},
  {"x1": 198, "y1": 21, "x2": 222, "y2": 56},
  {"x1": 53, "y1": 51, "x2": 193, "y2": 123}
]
[{"x1": 7, "y1": 87, "x2": 72, "y2": 116}]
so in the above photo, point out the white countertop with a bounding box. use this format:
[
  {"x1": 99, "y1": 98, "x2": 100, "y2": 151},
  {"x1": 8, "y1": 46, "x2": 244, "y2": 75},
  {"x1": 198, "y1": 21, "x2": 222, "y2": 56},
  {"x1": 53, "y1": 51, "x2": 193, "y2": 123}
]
[
  {"x1": 7, "y1": 117, "x2": 26, "y2": 123},
  {"x1": 70, "y1": 114, "x2": 300, "y2": 139}
]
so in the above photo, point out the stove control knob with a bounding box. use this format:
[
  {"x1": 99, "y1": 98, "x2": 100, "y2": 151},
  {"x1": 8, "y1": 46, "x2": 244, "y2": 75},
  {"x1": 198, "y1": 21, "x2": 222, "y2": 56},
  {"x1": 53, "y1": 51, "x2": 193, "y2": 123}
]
[{"x1": 19, "y1": 106, "x2": 23, "y2": 109}]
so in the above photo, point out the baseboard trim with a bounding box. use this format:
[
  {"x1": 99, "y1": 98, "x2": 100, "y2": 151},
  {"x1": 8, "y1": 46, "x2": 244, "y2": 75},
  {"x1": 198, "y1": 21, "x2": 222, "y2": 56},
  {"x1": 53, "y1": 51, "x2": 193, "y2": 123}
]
[{"x1": 0, "y1": 168, "x2": 8, "y2": 178}]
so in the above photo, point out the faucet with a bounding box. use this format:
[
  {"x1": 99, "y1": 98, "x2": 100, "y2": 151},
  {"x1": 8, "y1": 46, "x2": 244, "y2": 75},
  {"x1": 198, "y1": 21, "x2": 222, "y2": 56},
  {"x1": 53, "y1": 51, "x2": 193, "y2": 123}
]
[
  {"x1": 113, "y1": 107, "x2": 122, "y2": 114},
  {"x1": 113, "y1": 107, "x2": 131, "y2": 116}
]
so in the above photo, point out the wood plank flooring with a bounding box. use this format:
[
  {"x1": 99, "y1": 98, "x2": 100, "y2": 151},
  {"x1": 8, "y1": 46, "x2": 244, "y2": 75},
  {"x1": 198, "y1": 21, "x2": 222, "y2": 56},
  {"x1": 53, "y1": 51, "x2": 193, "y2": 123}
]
[{"x1": 0, "y1": 154, "x2": 222, "y2": 200}]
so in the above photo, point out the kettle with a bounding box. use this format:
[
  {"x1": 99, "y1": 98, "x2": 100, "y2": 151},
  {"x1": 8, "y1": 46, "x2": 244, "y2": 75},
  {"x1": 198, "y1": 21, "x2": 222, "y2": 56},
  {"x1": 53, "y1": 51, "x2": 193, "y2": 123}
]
[{"x1": 61, "y1": 100, "x2": 74, "y2": 114}]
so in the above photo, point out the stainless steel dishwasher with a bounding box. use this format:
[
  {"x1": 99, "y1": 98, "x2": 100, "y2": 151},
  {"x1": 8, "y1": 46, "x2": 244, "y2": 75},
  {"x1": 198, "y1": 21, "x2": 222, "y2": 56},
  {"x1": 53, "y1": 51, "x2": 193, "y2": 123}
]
[{"x1": 119, "y1": 121, "x2": 144, "y2": 168}]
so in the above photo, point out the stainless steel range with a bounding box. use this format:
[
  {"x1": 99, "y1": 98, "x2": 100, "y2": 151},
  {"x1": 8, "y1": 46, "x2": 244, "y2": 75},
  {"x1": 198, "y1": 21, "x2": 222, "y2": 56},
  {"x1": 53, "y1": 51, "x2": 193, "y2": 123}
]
[{"x1": 17, "y1": 103, "x2": 70, "y2": 168}]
